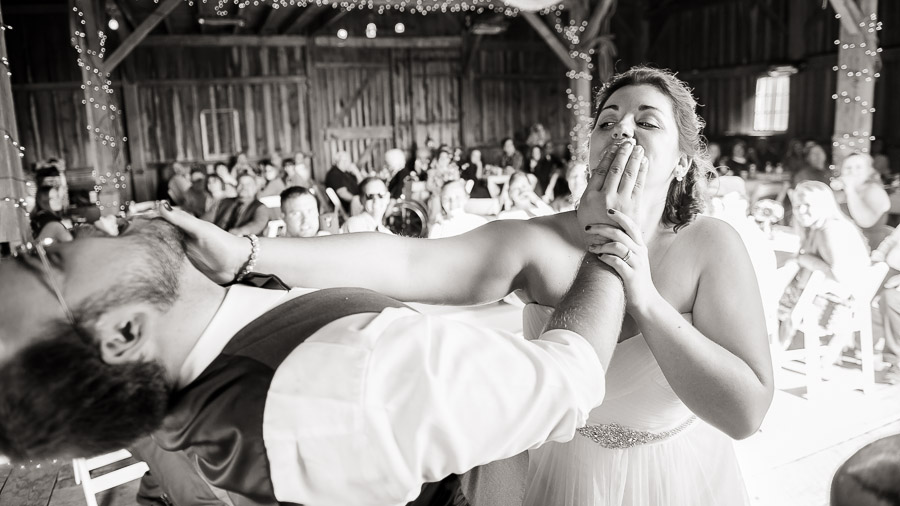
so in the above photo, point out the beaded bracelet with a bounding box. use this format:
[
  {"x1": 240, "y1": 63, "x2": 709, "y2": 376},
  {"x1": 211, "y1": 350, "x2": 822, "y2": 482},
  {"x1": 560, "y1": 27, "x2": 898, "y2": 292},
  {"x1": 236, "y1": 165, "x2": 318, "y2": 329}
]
[{"x1": 235, "y1": 234, "x2": 260, "y2": 283}]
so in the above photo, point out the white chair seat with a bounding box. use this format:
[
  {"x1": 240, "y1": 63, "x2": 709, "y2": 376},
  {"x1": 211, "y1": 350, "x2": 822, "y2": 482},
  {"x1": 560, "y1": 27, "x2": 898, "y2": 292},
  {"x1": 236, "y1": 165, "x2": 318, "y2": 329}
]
[{"x1": 73, "y1": 450, "x2": 149, "y2": 506}]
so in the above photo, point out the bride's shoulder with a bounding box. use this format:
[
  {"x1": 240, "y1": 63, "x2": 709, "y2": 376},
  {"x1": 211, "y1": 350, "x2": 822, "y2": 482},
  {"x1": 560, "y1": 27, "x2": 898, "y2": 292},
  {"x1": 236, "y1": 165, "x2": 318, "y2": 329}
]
[{"x1": 671, "y1": 216, "x2": 747, "y2": 261}]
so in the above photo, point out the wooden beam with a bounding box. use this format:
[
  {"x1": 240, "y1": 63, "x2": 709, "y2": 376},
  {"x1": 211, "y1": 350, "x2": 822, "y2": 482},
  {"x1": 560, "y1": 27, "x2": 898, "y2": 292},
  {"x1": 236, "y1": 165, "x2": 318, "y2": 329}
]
[
  {"x1": 0, "y1": 2, "x2": 30, "y2": 245},
  {"x1": 464, "y1": 34, "x2": 483, "y2": 75},
  {"x1": 832, "y1": 0, "x2": 879, "y2": 166},
  {"x1": 828, "y1": 0, "x2": 862, "y2": 35},
  {"x1": 259, "y1": 6, "x2": 285, "y2": 34},
  {"x1": 315, "y1": 9, "x2": 350, "y2": 33},
  {"x1": 142, "y1": 34, "x2": 310, "y2": 46},
  {"x1": 114, "y1": 0, "x2": 142, "y2": 33},
  {"x1": 583, "y1": 0, "x2": 615, "y2": 42},
  {"x1": 313, "y1": 36, "x2": 462, "y2": 49},
  {"x1": 71, "y1": 0, "x2": 125, "y2": 215},
  {"x1": 521, "y1": 12, "x2": 578, "y2": 72},
  {"x1": 282, "y1": 5, "x2": 327, "y2": 35},
  {"x1": 104, "y1": 0, "x2": 182, "y2": 72}
]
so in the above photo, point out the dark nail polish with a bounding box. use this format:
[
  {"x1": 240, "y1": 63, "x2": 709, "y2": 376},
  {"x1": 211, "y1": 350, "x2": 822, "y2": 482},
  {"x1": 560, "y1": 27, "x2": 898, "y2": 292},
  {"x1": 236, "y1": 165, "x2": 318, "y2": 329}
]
[
  {"x1": 585, "y1": 225, "x2": 591, "y2": 231},
  {"x1": 163, "y1": 201, "x2": 172, "y2": 211},
  {"x1": 608, "y1": 209, "x2": 616, "y2": 215}
]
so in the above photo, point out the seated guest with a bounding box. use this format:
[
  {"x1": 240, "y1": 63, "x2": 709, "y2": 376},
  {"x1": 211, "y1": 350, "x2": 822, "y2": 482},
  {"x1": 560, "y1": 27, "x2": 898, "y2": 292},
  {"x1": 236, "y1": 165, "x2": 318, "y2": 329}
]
[
  {"x1": 460, "y1": 148, "x2": 491, "y2": 199},
  {"x1": 214, "y1": 162, "x2": 238, "y2": 198},
  {"x1": 526, "y1": 145, "x2": 563, "y2": 202},
  {"x1": 30, "y1": 186, "x2": 72, "y2": 244},
  {"x1": 383, "y1": 148, "x2": 407, "y2": 186},
  {"x1": 835, "y1": 152, "x2": 891, "y2": 247},
  {"x1": 721, "y1": 140, "x2": 750, "y2": 176},
  {"x1": 426, "y1": 147, "x2": 461, "y2": 221},
  {"x1": 792, "y1": 142, "x2": 831, "y2": 186},
  {"x1": 284, "y1": 156, "x2": 331, "y2": 214},
  {"x1": 230, "y1": 150, "x2": 255, "y2": 177},
  {"x1": 870, "y1": 230, "x2": 900, "y2": 373},
  {"x1": 499, "y1": 137, "x2": 523, "y2": 174},
  {"x1": 181, "y1": 168, "x2": 211, "y2": 218},
  {"x1": 258, "y1": 159, "x2": 287, "y2": 199},
  {"x1": 203, "y1": 172, "x2": 268, "y2": 236},
  {"x1": 707, "y1": 141, "x2": 723, "y2": 170},
  {"x1": 167, "y1": 162, "x2": 192, "y2": 207},
  {"x1": 551, "y1": 162, "x2": 588, "y2": 213},
  {"x1": 497, "y1": 171, "x2": 554, "y2": 220},
  {"x1": 428, "y1": 180, "x2": 487, "y2": 239},
  {"x1": 389, "y1": 144, "x2": 430, "y2": 199},
  {"x1": 325, "y1": 151, "x2": 361, "y2": 214},
  {"x1": 831, "y1": 434, "x2": 900, "y2": 506},
  {"x1": 280, "y1": 186, "x2": 328, "y2": 238},
  {"x1": 777, "y1": 181, "x2": 870, "y2": 362},
  {"x1": 340, "y1": 177, "x2": 392, "y2": 234},
  {"x1": 204, "y1": 173, "x2": 227, "y2": 216}
]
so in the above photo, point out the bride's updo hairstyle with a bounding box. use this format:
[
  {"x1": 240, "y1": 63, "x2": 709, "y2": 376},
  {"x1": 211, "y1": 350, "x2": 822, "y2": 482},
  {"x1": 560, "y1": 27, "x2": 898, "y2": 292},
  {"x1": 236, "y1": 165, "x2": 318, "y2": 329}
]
[{"x1": 594, "y1": 66, "x2": 716, "y2": 231}]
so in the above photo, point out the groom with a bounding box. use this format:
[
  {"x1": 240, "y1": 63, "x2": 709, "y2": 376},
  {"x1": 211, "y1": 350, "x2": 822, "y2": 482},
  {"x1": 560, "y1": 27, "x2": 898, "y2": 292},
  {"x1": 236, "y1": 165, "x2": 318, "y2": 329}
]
[{"x1": 0, "y1": 216, "x2": 624, "y2": 505}]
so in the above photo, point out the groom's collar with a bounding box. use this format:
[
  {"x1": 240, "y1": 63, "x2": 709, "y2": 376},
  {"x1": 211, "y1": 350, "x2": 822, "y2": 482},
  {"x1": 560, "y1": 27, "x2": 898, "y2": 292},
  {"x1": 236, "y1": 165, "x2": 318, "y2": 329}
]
[{"x1": 176, "y1": 284, "x2": 315, "y2": 388}]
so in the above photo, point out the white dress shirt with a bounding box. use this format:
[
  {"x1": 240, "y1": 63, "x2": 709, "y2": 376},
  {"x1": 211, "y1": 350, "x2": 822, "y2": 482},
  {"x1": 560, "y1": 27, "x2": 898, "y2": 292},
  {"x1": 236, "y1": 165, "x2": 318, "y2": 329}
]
[{"x1": 179, "y1": 285, "x2": 606, "y2": 506}]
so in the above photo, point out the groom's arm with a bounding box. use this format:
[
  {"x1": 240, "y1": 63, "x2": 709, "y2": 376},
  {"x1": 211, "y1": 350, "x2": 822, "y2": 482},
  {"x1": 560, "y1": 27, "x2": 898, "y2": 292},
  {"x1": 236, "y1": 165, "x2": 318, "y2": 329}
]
[{"x1": 544, "y1": 254, "x2": 625, "y2": 371}]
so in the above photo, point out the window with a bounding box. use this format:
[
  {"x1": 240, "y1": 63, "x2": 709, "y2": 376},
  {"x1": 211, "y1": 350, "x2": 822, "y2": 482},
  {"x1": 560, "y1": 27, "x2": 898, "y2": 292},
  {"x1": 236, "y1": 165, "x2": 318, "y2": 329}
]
[
  {"x1": 200, "y1": 109, "x2": 241, "y2": 160},
  {"x1": 753, "y1": 76, "x2": 790, "y2": 132}
]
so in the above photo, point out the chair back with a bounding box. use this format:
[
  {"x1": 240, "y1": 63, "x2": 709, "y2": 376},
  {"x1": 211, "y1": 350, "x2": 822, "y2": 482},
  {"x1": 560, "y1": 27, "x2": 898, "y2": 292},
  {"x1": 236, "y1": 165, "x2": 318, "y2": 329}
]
[{"x1": 851, "y1": 261, "x2": 889, "y2": 304}]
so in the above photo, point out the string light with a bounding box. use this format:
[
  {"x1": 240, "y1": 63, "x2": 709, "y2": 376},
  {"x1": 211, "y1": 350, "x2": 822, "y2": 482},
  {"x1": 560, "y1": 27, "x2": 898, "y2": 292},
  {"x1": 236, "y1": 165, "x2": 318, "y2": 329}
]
[
  {"x1": 71, "y1": 1, "x2": 129, "y2": 213},
  {"x1": 0, "y1": 458, "x2": 61, "y2": 471},
  {"x1": 829, "y1": 10, "x2": 882, "y2": 156},
  {"x1": 541, "y1": 4, "x2": 600, "y2": 164},
  {"x1": 188, "y1": 0, "x2": 546, "y2": 17}
]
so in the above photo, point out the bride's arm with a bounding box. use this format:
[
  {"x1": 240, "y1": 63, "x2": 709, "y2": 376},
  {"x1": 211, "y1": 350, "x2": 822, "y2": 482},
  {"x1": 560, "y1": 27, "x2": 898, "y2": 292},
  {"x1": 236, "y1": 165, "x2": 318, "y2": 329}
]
[
  {"x1": 640, "y1": 219, "x2": 774, "y2": 439},
  {"x1": 254, "y1": 221, "x2": 536, "y2": 305},
  {"x1": 160, "y1": 203, "x2": 563, "y2": 306}
]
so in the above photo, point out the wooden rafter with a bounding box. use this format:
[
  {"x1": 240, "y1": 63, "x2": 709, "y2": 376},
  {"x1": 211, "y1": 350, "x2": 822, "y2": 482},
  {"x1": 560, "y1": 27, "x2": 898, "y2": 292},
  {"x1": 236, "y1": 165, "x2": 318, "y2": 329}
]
[
  {"x1": 464, "y1": 34, "x2": 484, "y2": 75},
  {"x1": 283, "y1": 5, "x2": 328, "y2": 35},
  {"x1": 828, "y1": 0, "x2": 862, "y2": 35},
  {"x1": 315, "y1": 8, "x2": 350, "y2": 33},
  {"x1": 584, "y1": 0, "x2": 615, "y2": 41},
  {"x1": 104, "y1": 0, "x2": 182, "y2": 72},
  {"x1": 259, "y1": 6, "x2": 287, "y2": 34},
  {"x1": 520, "y1": 11, "x2": 578, "y2": 72}
]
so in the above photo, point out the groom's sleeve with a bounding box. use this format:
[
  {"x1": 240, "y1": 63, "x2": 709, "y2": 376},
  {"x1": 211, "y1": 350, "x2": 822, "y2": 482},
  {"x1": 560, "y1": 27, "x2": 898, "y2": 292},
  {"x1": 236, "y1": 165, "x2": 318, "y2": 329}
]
[{"x1": 365, "y1": 312, "x2": 606, "y2": 501}]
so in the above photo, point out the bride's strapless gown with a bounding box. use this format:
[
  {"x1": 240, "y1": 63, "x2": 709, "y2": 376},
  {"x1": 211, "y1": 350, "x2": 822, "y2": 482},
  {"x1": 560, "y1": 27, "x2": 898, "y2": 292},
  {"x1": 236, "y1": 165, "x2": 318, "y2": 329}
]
[{"x1": 461, "y1": 304, "x2": 751, "y2": 506}]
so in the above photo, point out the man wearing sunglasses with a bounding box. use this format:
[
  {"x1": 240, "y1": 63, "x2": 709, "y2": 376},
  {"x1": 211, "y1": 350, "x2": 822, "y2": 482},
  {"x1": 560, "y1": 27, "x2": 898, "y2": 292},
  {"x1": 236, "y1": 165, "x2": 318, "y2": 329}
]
[
  {"x1": 0, "y1": 145, "x2": 643, "y2": 506},
  {"x1": 340, "y1": 177, "x2": 393, "y2": 234}
]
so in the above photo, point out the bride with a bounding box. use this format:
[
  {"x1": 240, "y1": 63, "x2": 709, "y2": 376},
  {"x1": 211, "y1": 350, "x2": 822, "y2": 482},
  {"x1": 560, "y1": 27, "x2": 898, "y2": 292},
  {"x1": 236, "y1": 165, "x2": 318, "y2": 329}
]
[{"x1": 163, "y1": 66, "x2": 773, "y2": 505}]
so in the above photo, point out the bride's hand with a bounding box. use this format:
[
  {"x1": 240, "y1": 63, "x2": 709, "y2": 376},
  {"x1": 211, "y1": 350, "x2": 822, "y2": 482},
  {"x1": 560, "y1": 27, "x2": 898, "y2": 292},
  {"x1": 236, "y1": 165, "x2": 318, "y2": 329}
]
[
  {"x1": 585, "y1": 209, "x2": 659, "y2": 316},
  {"x1": 577, "y1": 139, "x2": 648, "y2": 239},
  {"x1": 159, "y1": 202, "x2": 250, "y2": 284}
]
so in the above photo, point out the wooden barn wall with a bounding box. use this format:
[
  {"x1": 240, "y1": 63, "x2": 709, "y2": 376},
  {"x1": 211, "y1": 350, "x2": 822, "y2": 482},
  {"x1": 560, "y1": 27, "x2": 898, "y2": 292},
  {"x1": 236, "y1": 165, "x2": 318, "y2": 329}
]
[
  {"x1": 6, "y1": 7, "x2": 91, "y2": 177},
  {"x1": 5, "y1": 6, "x2": 572, "y2": 197},
  {"x1": 127, "y1": 44, "x2": 311, "y2": 166},
  {"x1": 464, "y1": 41, "x2": 571, "y2": 161},
  {"x1": 644, "y1": 0, "x2": 899, "y2": 158}
]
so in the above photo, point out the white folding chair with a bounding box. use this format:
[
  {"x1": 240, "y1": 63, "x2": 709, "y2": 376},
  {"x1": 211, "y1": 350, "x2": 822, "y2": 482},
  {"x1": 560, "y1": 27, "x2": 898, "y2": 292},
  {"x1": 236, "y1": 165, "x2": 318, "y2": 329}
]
[
  {"x1": 783, "y1": 262, "x2": 888, "y2": 397},
  {"x1": 72, "y1": 449, "x2": 149, "y2": 506},
  {"x1": 265, "y1": 219, "x2": 285, "y2": 238},
  {"x1": 258, "y1": 195, "x2": 281, "y2": 209}
]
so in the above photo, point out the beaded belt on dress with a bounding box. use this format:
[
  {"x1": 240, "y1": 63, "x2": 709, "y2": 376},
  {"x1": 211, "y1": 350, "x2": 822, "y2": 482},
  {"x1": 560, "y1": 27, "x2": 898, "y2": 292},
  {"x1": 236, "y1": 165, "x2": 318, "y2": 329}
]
[{"x1": 576, "y1": 416, "x2": 697, "y2": 449}]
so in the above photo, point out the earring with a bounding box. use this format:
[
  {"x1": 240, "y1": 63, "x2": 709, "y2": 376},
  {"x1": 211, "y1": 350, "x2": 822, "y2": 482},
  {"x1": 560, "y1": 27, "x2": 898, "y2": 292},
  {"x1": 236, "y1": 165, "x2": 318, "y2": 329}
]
[{"x1": 675, "y1": 165, "x2": 688, "y2": 182}]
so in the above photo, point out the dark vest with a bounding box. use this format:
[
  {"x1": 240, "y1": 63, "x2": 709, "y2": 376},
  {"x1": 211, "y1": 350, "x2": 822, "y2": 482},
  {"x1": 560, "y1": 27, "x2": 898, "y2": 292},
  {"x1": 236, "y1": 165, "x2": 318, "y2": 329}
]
[{"x1": 145, "y1": 287, "x2": 409, "y2": 506}]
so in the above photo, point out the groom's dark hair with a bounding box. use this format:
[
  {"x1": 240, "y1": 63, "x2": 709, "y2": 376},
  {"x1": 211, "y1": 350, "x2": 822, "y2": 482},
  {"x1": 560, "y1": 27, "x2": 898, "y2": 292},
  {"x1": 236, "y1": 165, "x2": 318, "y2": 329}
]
[{"x1": 0, "y1": 320, "x2": 171, "y2": 460}]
